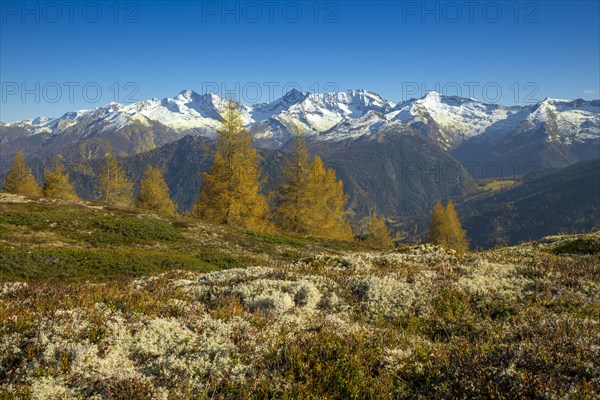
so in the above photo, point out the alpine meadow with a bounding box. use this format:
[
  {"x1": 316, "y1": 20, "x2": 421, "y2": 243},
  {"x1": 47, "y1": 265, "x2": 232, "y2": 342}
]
[{"x1": 1, "y1": 1, "x2": 599, "y2": 399}]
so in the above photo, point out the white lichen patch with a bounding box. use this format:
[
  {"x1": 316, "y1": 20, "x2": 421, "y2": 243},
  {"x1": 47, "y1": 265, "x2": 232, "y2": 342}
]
[
  {"x1": 0, "y1": 281, "x2": 27, "y2": 296},
  {"x1": 29, "y1": 377, "x2": 78, "y2": 400},
  {"x1": 291, "y1": 245, "x2": 456, "y2": 276},
  {"x1": 349, "y1": 270, "x2": 438, "y2": 318},
  {"x1": 456, "y1": 259, "x2": 531, "y2": 302},
  {"x1": 2, "y1": 234, "x2": 598, "y2": 399}
]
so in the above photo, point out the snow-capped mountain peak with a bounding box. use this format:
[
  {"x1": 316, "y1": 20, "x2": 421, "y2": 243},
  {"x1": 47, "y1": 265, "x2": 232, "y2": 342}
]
[
  {"x1": 515, "y1": 97, "x2": 600, "y2": 144},
  {"x1": 420, "y1": 90, "x2": 442, "y2": 104},
  {"x1": 280, "y1": 88, "x2": 307, "y2": 102},
  {"x1": 31, "y1": 116, "x2": 53, "y2": 126},
  {"x1": 247, "y1": 89, "x2": 398, "y2": 147},
  {"x1": 251, "y1": 89, "x2": 308, "y2": 121},
  {"x1": 4, "y1": 89, "x2": 599, "y2": 151},
  {"x1": 175, "y1": 89, "x2": 198, "y2": 100}
]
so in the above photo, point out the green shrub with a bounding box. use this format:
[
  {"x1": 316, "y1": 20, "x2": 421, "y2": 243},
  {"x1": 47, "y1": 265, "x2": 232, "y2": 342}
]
[
  {"x1": 171, "y1": 220, "x2": 191, "y2": 229},
  {"x1": 0, "y1": 211, "x2": 46, "y2": 226},
  {"x1": 95, "y1": 218, "x2": 182, "y2": 242},
  {"x1": 319, "y1": 240, "x2": 357, "y2": 251},
  {"x1": 0, "y1": 245, "x2": 216, "y2": 282},
  {"x1": 244, "y1": 230, "x2": 304, "y2": 247},
  {"x1": 552, "y1": 238, "x2": 600, "y2": 255},
  {"x1": 195, "y1": 251, "x2": 250, "y2": 269},
  {"x1": 0, "y1": 207, "x2": 95, "y2": 232},
  {"x1": 85, "y1": 232, "x2": 125, "y2": 246}
]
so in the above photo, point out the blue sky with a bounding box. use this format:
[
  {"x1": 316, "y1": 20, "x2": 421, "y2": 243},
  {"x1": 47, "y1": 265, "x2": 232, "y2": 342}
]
[{"x1": 1, "y1": 0, "x2": 599, "y2": 121}]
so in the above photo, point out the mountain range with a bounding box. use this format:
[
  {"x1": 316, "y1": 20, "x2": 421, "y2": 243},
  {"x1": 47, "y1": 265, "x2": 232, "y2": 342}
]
[
  {"x1": 1, "y1": 89, "x2": 599, "y2": 246},
  {"x1": 2, "y1": 89, "x2": 599, "y2": 176}
]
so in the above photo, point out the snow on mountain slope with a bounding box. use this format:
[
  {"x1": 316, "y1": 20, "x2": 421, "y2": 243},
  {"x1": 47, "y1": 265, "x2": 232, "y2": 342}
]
[
  {"x1": 4, "y1": 91, "x2": 231, "y2": 140},
  {"x1": 317, "y1": 93, "x2": 599, "y2": 150},
  {"x1": 513, "y1": 98, "x2": 600, "y2": 144},
  {"x1": 278, "y1": 89, "x2": 395, "y2": 131},
  {"x1": 248, "y1": 89, "x2": 396, "y2": 147},
  {"x1": 114, "y1": 88, "x2": 393, "y2": 139},
  {"x1": 317, "y1": 110, "x2": 390, "y2": 141},
  {"x1": 250, "y1": 89, "x2": 308, "y2": 122},
  {"x1": 4, "y1": 90, "x2": 599, "y2": 151},
  {"x1": 118, "y1": 90, "x2": 244, "y2": 134},
  {"x1": 5, "y1": 111, "x2": 91, "y2": 135},
  {"x1": 386, "y1": 92, "x2": 529, "y2": 148}
]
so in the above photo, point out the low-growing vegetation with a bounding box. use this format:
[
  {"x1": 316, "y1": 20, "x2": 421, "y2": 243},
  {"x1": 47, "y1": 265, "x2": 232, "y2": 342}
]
[
  {"x1": 0, "y1": 196, "x2": 598, "y2": 398},
  {"x1": 94, "y1": 218, "x2": 182, "y2": 242},
  {"x1": 0, "y1": 246, "x2": 219, "y2": 282},
  {"x1": 0, "y1": 194, "x2": 370, "y2": 283},
  {"x1": 551, "y1": 237, "x2": 600, "y2": 255},
  {"x1": 243, "y1": 230, "x2": 305, "y2": 247}
]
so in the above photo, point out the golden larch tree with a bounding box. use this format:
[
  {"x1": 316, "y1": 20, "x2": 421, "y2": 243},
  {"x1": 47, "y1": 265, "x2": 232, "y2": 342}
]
[
  {"x1": 273, "y1": 125, "x2": 312, "y2": 232},
  {"x1": 444, "y1": 200, "x2": 469, "y2": 252},
  {"x1": 194, "y1": 100, "x2": 271, "y2": 231},
  {"x1": 427, "y1": 200, "x2": 447, "y2": 244},
  {"x1": 98, "y1": 145, "x2": 134, "y2": 207},
  {"x1": 43, "y1": 156, "x2": 79, "y2": 200},
  {"x1": 137, "y1": 165, "x2": 177, "y2": 215},
  {"x1": 274, "y1": 127, "x2": 353, "y2": 241},
  {"x1": 427, "y1": 200, "x2": 469, "y2": 252},
  {"x1": 365, "y1": 213, "x2": 394, "y2": 248},
  {"x1": 194, "y1": 152, "x2": 230, "y2": 222},
  {"x1": 3, "y1": 150, "x2": 42, "y2": 196},
  {"x1": 302, "y1": 156, "x2": 354, "y2": 241}
]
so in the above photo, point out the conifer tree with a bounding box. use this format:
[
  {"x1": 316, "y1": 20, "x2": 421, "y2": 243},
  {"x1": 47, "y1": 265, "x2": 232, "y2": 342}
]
[
  {"x1": 43, "y1": 156, "x2": 79, "y2": 200},
  {"x1": 444, "y1": 200, "x2": 469, "y2": 252},
  {"x1": 490, "y1": 216, "x2": 508, "y2": 248},
  {"x1": 365, "y1": 213, "x2": 394, "y2": 248},
  {"x1": 98, "y1": 144, "x2": 134, "y2": 207},
  {"x1": 194, "y1": 100, "x2": 270, "y2": 231},
  {"x1": 3, "y1": 150, "x2": 42, "y2": 196},
  {"x1": 273, "y1": 126, "x2": 354, "y2": 241},
  {"x1": 302, "y1": 156, "x2": 354, "y2": 241},
  {"x1": 137, "y1": 165, "x2": 177, "y2": 215},
  {"x1": 427, "y1": 200, "x2": 469, "y2": 252},
  {"x1": 273, "y1": 125, "x2": 311, "y2": 232},
  {"x1": 427, "y1": 200, "x2": 447, "y2": 244},
  {"x1": 194, "y1": 153, "x2": 230, "y2": 222}
]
